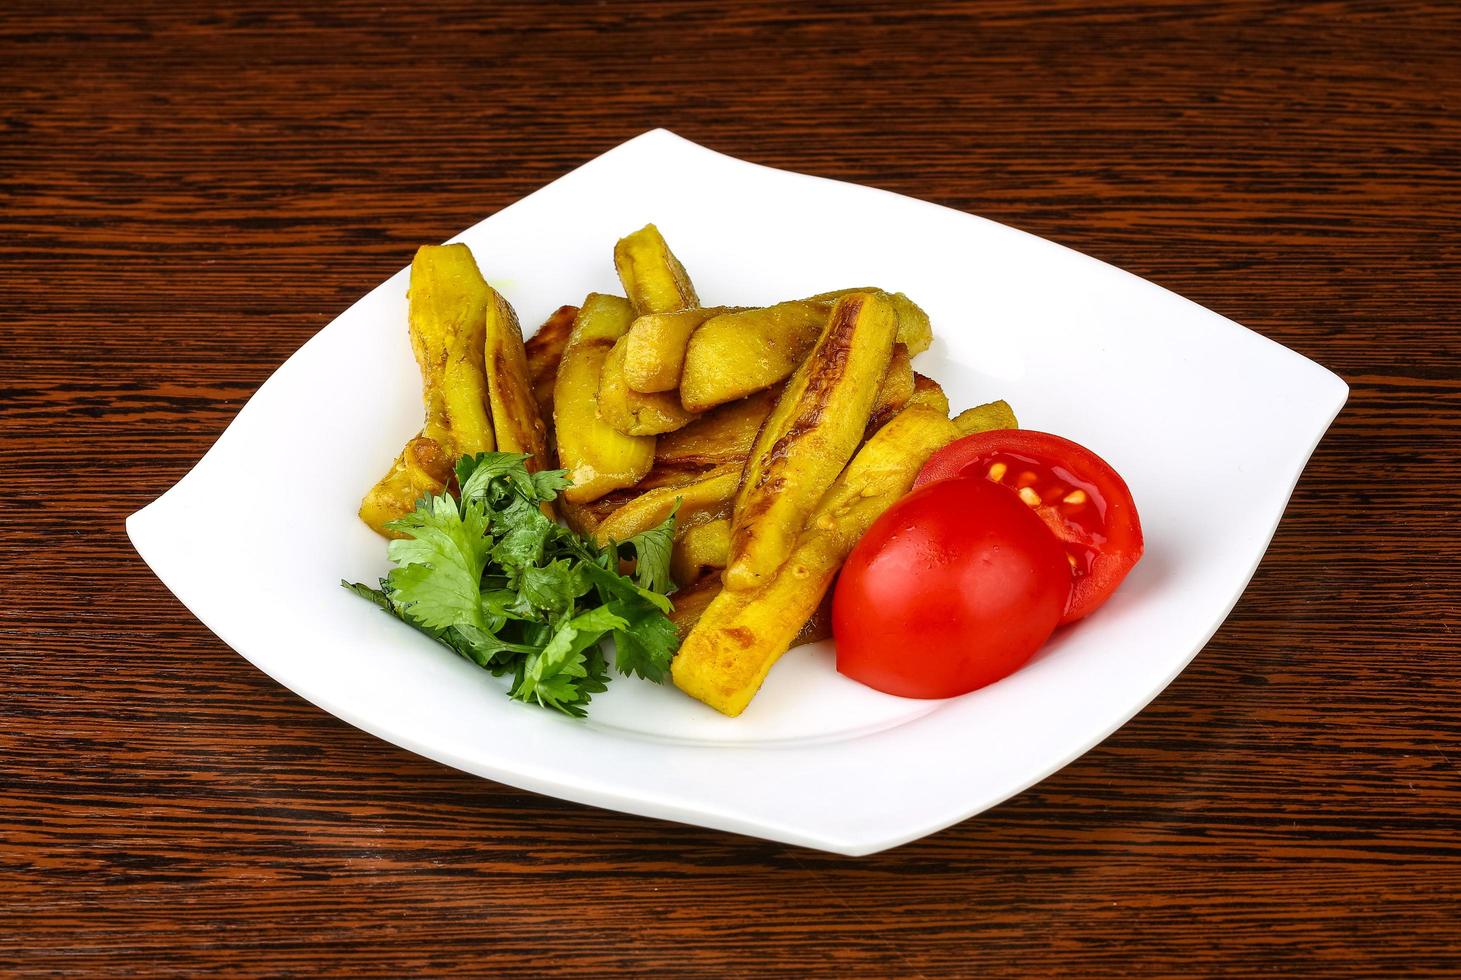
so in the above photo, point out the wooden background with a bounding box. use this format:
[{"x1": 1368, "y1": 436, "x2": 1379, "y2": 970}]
[{"x1": 4, "y1": 1, "x2": 1459, "y2": 975}]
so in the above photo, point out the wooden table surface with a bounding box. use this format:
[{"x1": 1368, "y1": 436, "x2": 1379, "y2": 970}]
[{"x1": 4, "y1": 1, "x2": 1459, "y2": 975}]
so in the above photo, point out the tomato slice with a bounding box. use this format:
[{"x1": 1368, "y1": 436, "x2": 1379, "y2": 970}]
[
  {"x1": 833, "y1": 477, "x2": 1071, "y2": 698},
  {"x1": 914, "y1": 430, "x2": 1142, "y2": 623}
]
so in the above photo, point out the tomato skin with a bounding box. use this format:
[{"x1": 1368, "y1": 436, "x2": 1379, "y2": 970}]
[
  {"x1": 833, "y1": 478, "x2": 1071, "y2": 699},
  {"x1": 914, "y1": 430, "x2": 1142, "y2": 624}
]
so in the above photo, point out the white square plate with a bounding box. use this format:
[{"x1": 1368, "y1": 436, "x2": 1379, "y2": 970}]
[{"x1": 127, "y1": 129, "x2": 1346, "y2": 855}]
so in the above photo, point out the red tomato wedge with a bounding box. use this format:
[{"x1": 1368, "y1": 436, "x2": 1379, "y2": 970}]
[
  {"x1": 914, "y1": 430, "x2": 1143, "y2": 624},
  {"x1": 833, "y1": 478, "x2": 1070, "y2": 699}
]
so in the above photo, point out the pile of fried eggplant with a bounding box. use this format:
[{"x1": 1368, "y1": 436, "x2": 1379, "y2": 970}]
[{"x1": 361, "y1": 226, "x2": 1015, "y2": 717}]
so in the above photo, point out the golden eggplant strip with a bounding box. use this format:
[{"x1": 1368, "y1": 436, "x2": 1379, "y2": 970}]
[
  {"x1": 886, "y1": 291, "x2": 933, "y2": 356},
  {"x1": 524, "y1": 305, "x2": 576, "y2": 419},
  {"x1": 358, "y1": 436, "x2": 455, "y2": 539},
  {"x1": 667, "y1": 573, "x2": 723, "y2": 640},
  {"x1": 556, "y1": 497, "x2": 602, "y2": 538},
  {"x1": 796, "y1": 594, "x2": 834, "y2": 646},
  {"x1": 585, "y1": 460, "x2": 726, "y2": 527},
  {"x1": 591, "y1": 466, "x2": 740, "y2": 546},
  {"x1": 667, "y1": 566, "x2": 831, "y2": 647},
  {"x1": 800, "y1": 286, "x2": 876, "y2": 302},
  {"x1": 485, "y1": 289, "x2": 552, "y2": 476},
  {"x1": 725, "y1": 292, "x2": 899, "y2": 592},
  {"x1": 679, "y1": 301, "x2": 832, "y2": 412},
  {"x1": 622, "y1": 306, "x2": 737, "y2": 393},
  {"x1": 359, "y1": 245, "x2": 494, "y2": 536},
  {"x1": 673, "y1": 406, "x2": 960, "y2": 715},
  {"x1": 679, "y1": 290, "x2": 933, "y2": 412},
  {"x1": 614, "y1": 223, "x2": 699, "y2": 315},
  {"x1": 904, "y1": 372, "x2": 950, "y2": 415},
  {"x1": 553, "y1": 293, "x2": 655, "y2": 502},
  {"x1": 631, "y1": 461, "x2": 725, "y2": 491},
  {"x1": 864, "y1": 344, "x2": 915, "y2": 436},
  {"x1": 561, "y1": 459, "x2": 710, "y2": 540},
  {"x1": 952, "y1": 399, "x2": 1018, "y2": 435},
  {"x1": 564, "y1": 457, "x2": 740, "y2": 539},
  {"x1": 805, "y1": 287, "x2": 932, "y2": 356},
  {"x1": 410, "y1": 245, "x2": 495, "y2": 454},
  {"x1": 654, "y1": 386, "x2": 781, "y2": 469},
  {"x1": 670, "y1": 517, "x2": 731, "y2": 587},
  {"x1": 598, "y1": 336, "x2": 699, "y2": 436}
]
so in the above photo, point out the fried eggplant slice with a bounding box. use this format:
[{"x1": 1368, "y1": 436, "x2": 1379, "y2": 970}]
[
  {"x1": 485, "y1": 289, "x2": 552, "y2": 475},
  {"x1": 724, "y1": 292, "x2": 899, "y2": 592},
  {"x1": 358, "y1": 435, "x2": 455, "y2": 538},
  {"x1": 614, "y1": 223, "x2": 699, "y2": 315},
  {"x1": 556, "y1": 496, "x2": 603, "y2": 538},
  {"x1": 679, "y1": 301, "x2": 830, "y2": 412},
  {"x1": 584, "y1": 459, "x2": 725, "y2": 527},
  {"x1": 673, "y1": 406, "x2": 960, "y2": 715},
  {"x1": 668, "y1": 566, "x2": 832, "y2": 646},
  {"x1": 800, "y1": 286, "x2": 877, "y2": 302},
  {"x1": 864, "y1": 344, "x2": 915, "y2": 435},
  {"x1": 886, "y1": 291, "x2": 933, "y2": 356},
  {"x1": 359, "y1": 245, "x2": 494, "y2": 535},
  {"x1": 952, "y1": 399, "x2": 1018, "y2": 435},
  {"x1": 904, "y1": 372, "x2": 950, "y2": 415},
  {"x1": 591, "y1": 465, "x2": 740, "y2": 546},
  {"x1": 621, "y1": 306, "x2": 736, "y2": 393},
  {"x1": 409, "y1": 244, "x2": 495, "y2": 455},
  {"x1": 553, "y1": 293, "x2": 655, "y2": 502},
  {"x1": 804, "y1": 288, "x2": 933, "y2": 355},
  {"x1": 670, "y1": 517, "x2": 731, "y2": 586},
  {"x1": 598, "y1": 334, "x2": 699, "y2": 436},
  {"x1": 524, "y1": 304, "x2": 577, "y2": 418},
  {"x1": 795, "y1": 592, "x2": 834, "y2": 646},
  {"x1": 667, "y1": 573, "x2": 724, "y2": 640},
  {"x1": 679, "y1": 290, "x2": 932, "y2": 412},
  {"x1": 629, "y1": 460, "x2": 725, "y2": 491},
  {"x1": 654, "y1": 386, "x2": 781, "y2": 469},
  {"x1": 561, "y1": 461, "x2": 709, "y2": 541}
]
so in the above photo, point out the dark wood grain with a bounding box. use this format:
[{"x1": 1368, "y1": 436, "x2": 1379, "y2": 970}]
[{"x1": 3, "y1": 0, "x2": 1459, "y2": 975}]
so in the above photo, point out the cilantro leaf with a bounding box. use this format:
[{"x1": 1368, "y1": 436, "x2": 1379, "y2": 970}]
[
  {"x1": 579, "y1": 559, "x2": 674, "y2": 615},
  {"x1": 518, "y1": 558, "x2": 590, "y2": 619},
  {"x1": 608, "y1": 596, "x2": 679, "y2": 682},
  {"x1": 459, "y1": 451, "x2": 570, "y2": 506},
  {"x1": 344, "y1": 452, "x2": 681, "y2": 718},
  {"x1": 490, "y1": 493, "x2": 559, "y2": 570},
  {"x1": 457, "y1": 452, "x2": 524, "y2": 500},
  {"x1": 531, "y1": 469, "x2": 573, "y2": 500},
  {"x1": 450, "y1": 623, "x2": 536, "y2": 667},
  {"x1": 341, "y1": 579, "x2": 391, "y2": 611},
  {"x1": 511, "y1": 606, "x2": 628, "y2": 716},
  {"x1": 383, "y1": 494, "x2": 493, "y2": 632},
  {"x1": 621, "y1": 505, "x2": 679, "y2": 595}
]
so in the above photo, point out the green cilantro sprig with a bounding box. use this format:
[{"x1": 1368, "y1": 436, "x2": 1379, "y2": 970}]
[{"x1": 343, "y1": 452, "x2": 680, "y2": 717}]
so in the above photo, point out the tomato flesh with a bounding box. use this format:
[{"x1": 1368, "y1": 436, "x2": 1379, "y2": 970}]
[
  {"x1": 833, "y1": 478, "x2": 1070, "y2": 699},
  {"x1": 914, "y1": 430, "x2": 1142, "y2": 624}
]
